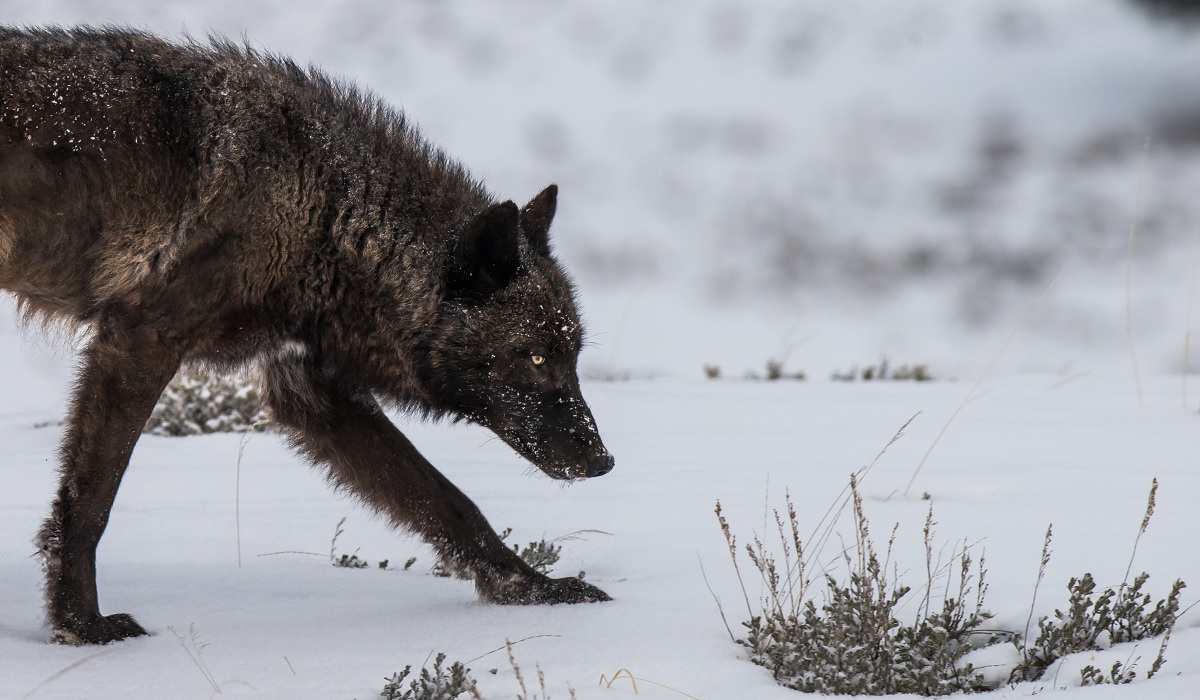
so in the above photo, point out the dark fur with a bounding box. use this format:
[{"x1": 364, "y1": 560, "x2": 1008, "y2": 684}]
[{"x1": 0, "y1": 27, "x2": 613, "y2": 645}]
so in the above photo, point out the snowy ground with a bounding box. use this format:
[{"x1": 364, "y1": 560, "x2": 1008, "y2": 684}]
[
  {"x1": 1, "y1": 357, "x2": 1198, "y2": 699},
  {"x1": 3, "y1": 0, "x2": 1200, "y2": 698}
]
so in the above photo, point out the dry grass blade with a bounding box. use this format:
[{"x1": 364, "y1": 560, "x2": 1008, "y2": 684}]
[
  {"x1": 806, "y1": 412, "x2": 919, "y2": 574},
  {"x1": 548, "y1": 528, "x2": 613, "y2": 543},
  {"x1": 597, "y1": 669, "x2": 701, "y2": 699},
  {"x1": 715, "y1": 501, "x2": 755, "y2": 619},
  {"x1": 21, "y1": 649, "x2": 116, "y2": 699},
  {"x1": 1022, "y1": 524, "x2": 1053, "y2": 650},
  {"x1": 1185, "y1": 234, "x2": 1200, "y2": 408},
  {"x1": 1125, "y1": 137, "x2": 1150, "y2": 408},
  {"x1": 904, "y1": 265, "x2": 1065, "y2": 497},
  {"x1": 168, "y1": 624, "x2": 221, "y2": 694},
  {"x1": 235, "y1": 430, "x2": 252, "y2": 568},
  {"x1": 464, "y1": 634, "x2": 562, "y2": 665},
  {"x1": 1122, "y1": 478, "x2": 1158, "y2": 590},
  {"x1": 697, "y1": 551, "x2": 737, "y2": 643},
  {"x1": 330, "y1": 516, "x2": 347, "y2": 562}
]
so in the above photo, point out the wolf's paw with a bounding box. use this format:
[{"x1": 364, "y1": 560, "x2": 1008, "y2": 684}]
[
  {"x1": 483, "y1": 573, "x2": 611, "y2": 605},
  {"x1": 51, "y1": 612, "x2": 149, "y2": 645}
]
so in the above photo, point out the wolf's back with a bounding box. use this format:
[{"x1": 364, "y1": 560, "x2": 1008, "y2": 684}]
[
  {"x1": 0, "y1": 28, "x2": 323, "y2": 317},
  {"x1": 0, "y1": 27, "x2": 488, "y2": 327}
]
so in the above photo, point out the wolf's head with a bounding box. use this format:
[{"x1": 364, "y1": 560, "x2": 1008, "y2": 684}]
[{"x1": 419, "y1": 185, "x2": 613, "y2": 481}]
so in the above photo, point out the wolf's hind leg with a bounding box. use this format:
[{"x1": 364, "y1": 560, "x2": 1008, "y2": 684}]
[
  {"x1": 38, "y1": 314, "x2": 183, "y2": 644},
  {"x1": 260, "y1": 355, "x2": 610, "y2": 605}
]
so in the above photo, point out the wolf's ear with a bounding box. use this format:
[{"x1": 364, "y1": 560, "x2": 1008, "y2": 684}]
[
  {"x1": 520, "y1": 184, "x2": 557, "y2": 257},
  {"x1": 449, "y1": 201, "x2": 521, "y2": 298}
]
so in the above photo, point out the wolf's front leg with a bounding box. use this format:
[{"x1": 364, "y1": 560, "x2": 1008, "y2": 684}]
[
  {"x1": 38, "y1": 317, "x2": 183, "y2": 644},
  {"x1": 260, "y1": 357, "x2": 610, "y2": 604}
]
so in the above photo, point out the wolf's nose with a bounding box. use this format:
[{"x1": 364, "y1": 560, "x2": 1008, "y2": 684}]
[{"x1": 586, "y1": 454, "x2": 615, "y2": 477}]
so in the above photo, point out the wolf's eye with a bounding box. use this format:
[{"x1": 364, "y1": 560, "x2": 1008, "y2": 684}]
[{"x1": 531, "y1": 355, "x2": 545, "y2": 366}]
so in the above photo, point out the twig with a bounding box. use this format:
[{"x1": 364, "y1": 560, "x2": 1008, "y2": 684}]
[
  {"x1": 810, "y1": 412, "x2": 918, "y2": 569},
  {"x1": 506, "y1": 642, "x2": 528, "y2": 698},
  {"x1": 330, "y1": 516, "x2": 346, "y2": 562},
  {"x1": 21, "y1": 649, "x2": 116, "y2": 699},
  {"x1": 256, "y1": 550, "x2": 327, "y2": 558},
  {"x1": 598, "y1": 669, "x2": 701, "y2": 699},
  {"x1": 1122, "y1": 478, "x2": 1158, "y2": 590},
  {"x1": 549, "y1": 529, "x2": 613, "y2": 543},
  {"x1": 904, "y1": 265, "x2": 1065, "y2": 497},
  {"x1": 1045, "y1": 371, "x2": 1092, "y2": 392},
  {"x1": 465, "y1": 634, "x2": 561, "y2": 665},
  {"x1": 169, "y1": 624, "x2": 221, "y2": 694},
  {"x1": 697, "y1": 552, "x2": 737, "y2": 643},
  {"x1": 235, "y1": 431, "x2": 252, "y2": 567},
  {"x1": 715, "y1": 501, "x2": 756, "y2": 619},
  {"x1": 1149, "y1": 624, "x2": 1172, "y2": 678},
  {"x1": 1022, "y1": 525, "x2": 1054, "y2": 655}
]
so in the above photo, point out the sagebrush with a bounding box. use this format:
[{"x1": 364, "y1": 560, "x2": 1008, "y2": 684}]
[
  {"x1": 379, "y1": 644, "x2": 576, "y2": 700},
  {"x1": 499, "y1": 528, "x2": 563, "y2": 575},
  {"x1": 144, "y1": 369, "x2": 268, "y2": 436},
  {"x1": 381, "y1": 653, "x2": 476, "y2": 700},
  {"x1": 1012, "y1": 571, "x2": 1183, "y2": 685},
  {"x1": 1011, "y1": 480, "x2": 1184, "y2": 686},
  {"x1": 719, "y1": 479, "x2": 994, "y2": 696},
  {"x1": 718, "y1": 477, "x2": 1185, "y2": 695}
]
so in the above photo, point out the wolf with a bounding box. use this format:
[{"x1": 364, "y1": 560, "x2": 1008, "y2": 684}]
[{"x1": 0, "y1": 26, "x2": 614, "y2": 645}]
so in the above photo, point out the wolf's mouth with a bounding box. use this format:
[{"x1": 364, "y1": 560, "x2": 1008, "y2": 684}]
[
  {"x1": 496, "y1": 428, "x2": 588, "y2": 481},
  {"x1": 498, "y1": 428, "x2": 540, "y2": 460}
]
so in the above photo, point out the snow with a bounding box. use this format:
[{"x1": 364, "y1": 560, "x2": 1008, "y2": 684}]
[
  {"x1": 2, "y1": 0, "x2": 1200, "y2": 697},
  {"x1": 3, "y1": 367, "x2": 1198, "y2": 698}
]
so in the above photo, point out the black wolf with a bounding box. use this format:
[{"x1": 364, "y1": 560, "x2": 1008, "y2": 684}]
[{"x1": 0, "y1": 26, "x2": 614, "y2": 645}]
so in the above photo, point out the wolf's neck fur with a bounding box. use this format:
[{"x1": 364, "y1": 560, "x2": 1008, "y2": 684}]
[{"x1": 304, "y1": 101, "x2": 493, "y2": 398}]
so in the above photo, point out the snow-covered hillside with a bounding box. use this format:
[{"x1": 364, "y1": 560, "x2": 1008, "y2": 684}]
[{"x1": 4, "y1": 0, "x2": 1200, "y2": 378}]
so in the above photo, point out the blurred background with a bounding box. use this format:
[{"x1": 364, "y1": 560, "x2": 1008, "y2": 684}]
[{"x1": 4, "y1": 0, "x2": 1200, "y2": 384}]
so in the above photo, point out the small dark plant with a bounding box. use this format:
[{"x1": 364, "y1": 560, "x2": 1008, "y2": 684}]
[
  {"x1": 499, "y1": 528, "x2": 562, "y2": 575},
  {"x1": 741, "y1": 359, "x2": 805, "y2": 381},
  {"x1": 329, "y1": 517, "x2": 388, "y2": 569},
  {"x1": 831, "y1": 360, "x2": 932, "y2": 382},
  {"x1": 334, "y1": 553, "x2": 369, "y2": 569},
  {"x1": 379, "y1": 644, "x2": 578, "y2": 700},
  {"x1": 704, "y1": 360, "x2": 806, "y2": 381},
  {"x1": 381, "y1": 653, "x2": 477, "y2": 700},
  {"x1": 764, "y1": 359, "x2": 806, "y2": 381},
  {"x1": 1079, "y1": 660, "x2": 1137, "y2": 686},
  {"x1": 433, "y1": 527, "x2": 598, "y2": 579}
]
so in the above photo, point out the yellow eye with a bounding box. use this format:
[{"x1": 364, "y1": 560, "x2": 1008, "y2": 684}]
[{"x1": 531, "y1": 355, "x2": 545, "y2": 366}]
